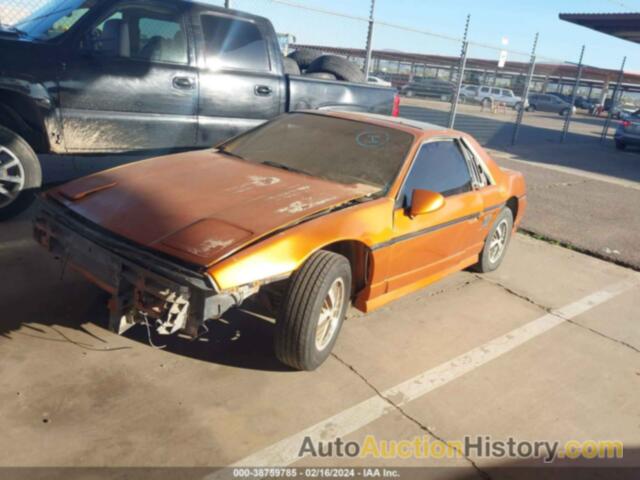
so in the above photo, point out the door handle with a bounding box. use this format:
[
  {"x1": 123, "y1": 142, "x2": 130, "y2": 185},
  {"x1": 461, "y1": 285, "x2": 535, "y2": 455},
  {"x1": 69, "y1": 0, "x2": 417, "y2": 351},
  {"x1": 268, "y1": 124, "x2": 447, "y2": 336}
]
[
  {"x1": 173, "y1": 76, "x2": 195, "y2": 90},
  {"x1": 255, "y1": 85, "x2": 273, "y2": 96}
]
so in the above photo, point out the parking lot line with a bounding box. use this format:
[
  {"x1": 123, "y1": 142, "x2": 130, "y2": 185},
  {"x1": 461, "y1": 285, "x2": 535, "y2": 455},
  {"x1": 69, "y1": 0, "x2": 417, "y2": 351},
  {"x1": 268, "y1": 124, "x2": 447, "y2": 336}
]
[{"x1": 209, "y1": 278, "x2": 637, "y2": 473}]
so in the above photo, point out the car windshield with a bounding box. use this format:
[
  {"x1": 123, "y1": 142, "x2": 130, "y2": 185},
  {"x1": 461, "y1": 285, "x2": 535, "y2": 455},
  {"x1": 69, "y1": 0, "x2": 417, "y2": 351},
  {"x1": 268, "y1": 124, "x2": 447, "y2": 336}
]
[
  {"x1": 219, "y1": 113, "x2": 414, "y2": 192},
  {"x1": 14, "y1": 0, "x2": 96, "y2": 41}
]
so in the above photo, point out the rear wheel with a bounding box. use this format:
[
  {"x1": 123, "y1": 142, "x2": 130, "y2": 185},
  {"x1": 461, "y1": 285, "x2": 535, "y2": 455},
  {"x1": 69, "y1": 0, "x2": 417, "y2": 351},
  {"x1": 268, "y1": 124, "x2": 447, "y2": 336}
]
[
  {"x1": 0, "y1": 125, "x2": 42, "y2": 221},
  {"x1": 514, "y1": 101, "x2": 523, "y2": 111},
  {"x1": 482, "y1": 98, "x2": 492, "y2": 108},
  {"x1": 275, "y1": 251, "x2": 351, "y2": 371},
  {"x1": 472, "y1": 208, "x2": 514, "y2": 273}
]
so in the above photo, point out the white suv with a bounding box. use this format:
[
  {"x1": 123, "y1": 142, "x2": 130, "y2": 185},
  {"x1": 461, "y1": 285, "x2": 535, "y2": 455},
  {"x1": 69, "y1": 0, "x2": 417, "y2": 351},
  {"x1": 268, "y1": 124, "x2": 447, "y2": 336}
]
[{"x1": 461, "y1": 85, "x2": 526, "y2": 110}]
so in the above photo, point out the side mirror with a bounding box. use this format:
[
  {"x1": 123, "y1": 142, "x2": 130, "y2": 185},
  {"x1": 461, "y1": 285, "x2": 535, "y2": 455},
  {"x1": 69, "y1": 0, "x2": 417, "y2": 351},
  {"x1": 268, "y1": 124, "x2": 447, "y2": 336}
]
[{"x1": 409, "y1": 189, "x2": 445, "y2": 217}]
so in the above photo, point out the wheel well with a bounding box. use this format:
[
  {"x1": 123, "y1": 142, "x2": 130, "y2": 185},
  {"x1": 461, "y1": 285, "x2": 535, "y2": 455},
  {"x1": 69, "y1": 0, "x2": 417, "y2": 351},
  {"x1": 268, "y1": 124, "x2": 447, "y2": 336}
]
[
  {"x1": 0, "y1": 90, "x2": 49, "y2": 152},
  {"x1": 506, "y1": 196, "x2": 518, "y2": 220},
  {"x1": 322, "y1": 240, "x2": 373, "y2": 297}
]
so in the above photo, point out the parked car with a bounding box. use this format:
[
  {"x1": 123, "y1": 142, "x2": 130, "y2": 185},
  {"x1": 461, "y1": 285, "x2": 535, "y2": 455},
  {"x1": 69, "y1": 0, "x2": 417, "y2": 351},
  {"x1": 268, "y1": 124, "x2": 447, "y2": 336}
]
[
  {"x1": 527, "y1": 94, "x2": 576, "y2": 116},
  {"x1": 614, "y1": 110, "x2": 640, "y2": 150},
  {"x1": 549, "y1": 93, "x2": 595, "y2": 111},
  {"x1": 0, "y1": 0, "x2": 399, "y2": 220},
  {"x1": 367, "y1": 76, "x2": 392, "y2": 87},
  {"x1": 467, "y1": 86, "x2": 526, "y2": 110},
  {"x1": 610, "y1": 104, "x2": 637, "y2": 120},
  {"x1": 34, "y1": 111, "x2": 526, "y2": 370},
  {"x1": 400, "y1": 78, "x2": 456, "y2": 101}
]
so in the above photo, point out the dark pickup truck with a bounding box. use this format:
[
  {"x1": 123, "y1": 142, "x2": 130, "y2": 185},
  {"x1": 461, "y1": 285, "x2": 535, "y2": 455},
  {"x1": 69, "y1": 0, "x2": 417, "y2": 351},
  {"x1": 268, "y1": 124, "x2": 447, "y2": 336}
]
[{"x1": 0, "y1": 0, "x2": 399, "y2": 219}]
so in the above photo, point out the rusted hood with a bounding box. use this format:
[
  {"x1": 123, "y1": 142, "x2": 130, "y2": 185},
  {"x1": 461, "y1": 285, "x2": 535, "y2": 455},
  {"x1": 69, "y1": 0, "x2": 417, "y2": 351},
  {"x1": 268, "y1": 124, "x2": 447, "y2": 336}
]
[{"x1": 49, "y1": 150, "x2": 376, "y2": 266}]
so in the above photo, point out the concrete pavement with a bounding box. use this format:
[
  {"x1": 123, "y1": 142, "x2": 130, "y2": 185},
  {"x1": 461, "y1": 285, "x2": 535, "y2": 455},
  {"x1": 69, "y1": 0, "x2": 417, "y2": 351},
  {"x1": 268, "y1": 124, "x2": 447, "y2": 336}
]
[{"x1": 1, "y1": 209, "x2": 638, "y2": 478}]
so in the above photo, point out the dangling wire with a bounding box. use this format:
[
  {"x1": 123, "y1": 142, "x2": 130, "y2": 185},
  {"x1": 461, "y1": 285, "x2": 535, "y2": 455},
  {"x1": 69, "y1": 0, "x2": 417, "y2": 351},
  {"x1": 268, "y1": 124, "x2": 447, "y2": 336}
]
[{"x1": 141, "y1": 313, "x2": 166, "y2": 350}]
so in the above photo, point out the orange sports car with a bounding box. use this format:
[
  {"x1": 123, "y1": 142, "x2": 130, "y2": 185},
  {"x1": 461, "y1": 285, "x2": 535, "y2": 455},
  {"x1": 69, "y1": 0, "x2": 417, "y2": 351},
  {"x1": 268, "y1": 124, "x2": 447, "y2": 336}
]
[{"x1": 34, "y1": 111, "x2": 526, "y2": 370}]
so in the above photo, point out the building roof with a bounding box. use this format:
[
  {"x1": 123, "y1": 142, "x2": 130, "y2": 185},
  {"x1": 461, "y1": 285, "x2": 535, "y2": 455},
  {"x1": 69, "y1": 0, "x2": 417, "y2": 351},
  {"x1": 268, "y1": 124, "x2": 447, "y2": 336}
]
[{"x1": 559, "y1": 13, "x2": 640, "y2": 44}]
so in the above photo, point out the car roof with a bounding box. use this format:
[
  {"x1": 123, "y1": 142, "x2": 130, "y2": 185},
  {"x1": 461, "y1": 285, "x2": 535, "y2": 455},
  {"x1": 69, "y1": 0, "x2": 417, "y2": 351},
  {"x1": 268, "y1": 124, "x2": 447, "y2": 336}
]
[{"x1": 318, "y1": 111, "x2": 447, "y2": 135}]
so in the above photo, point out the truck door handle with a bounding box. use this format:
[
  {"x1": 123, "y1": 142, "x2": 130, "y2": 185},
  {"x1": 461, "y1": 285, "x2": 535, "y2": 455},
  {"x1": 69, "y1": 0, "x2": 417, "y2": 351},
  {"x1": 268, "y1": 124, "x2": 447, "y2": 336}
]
[
  {"x1": 173, "y1": 76, "x2": 195, "y2": 90},
  {"x1": 255, "y1": 85, "x2": 273, "y2": 96}
]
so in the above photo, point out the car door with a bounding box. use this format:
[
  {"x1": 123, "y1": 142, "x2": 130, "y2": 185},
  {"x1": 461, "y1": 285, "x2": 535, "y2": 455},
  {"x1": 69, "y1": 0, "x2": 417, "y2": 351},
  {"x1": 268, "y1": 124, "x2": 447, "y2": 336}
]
[
  {"x1": 194, "y1": 12, "x2": 284, "y2": 147},
  {"x1": 59, "y1": 0, "x2": 198, "y2": 152},
  {"x1": 386, "y1": 139, "x2": 484, "y2": 292}
]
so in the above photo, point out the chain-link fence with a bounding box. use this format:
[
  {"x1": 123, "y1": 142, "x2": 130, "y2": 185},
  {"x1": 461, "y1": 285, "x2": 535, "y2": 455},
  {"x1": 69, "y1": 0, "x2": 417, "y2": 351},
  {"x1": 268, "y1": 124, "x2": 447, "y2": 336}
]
[{"x1": 1, "y1": 0, "x2": 636, "y2": 148}]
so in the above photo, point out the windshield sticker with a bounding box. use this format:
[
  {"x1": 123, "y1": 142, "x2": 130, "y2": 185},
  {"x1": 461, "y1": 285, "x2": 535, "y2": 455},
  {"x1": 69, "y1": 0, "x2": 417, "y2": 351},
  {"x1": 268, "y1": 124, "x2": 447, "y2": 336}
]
[{"x1": 356, "y1": 131, "x2": 390, "y2": 148}]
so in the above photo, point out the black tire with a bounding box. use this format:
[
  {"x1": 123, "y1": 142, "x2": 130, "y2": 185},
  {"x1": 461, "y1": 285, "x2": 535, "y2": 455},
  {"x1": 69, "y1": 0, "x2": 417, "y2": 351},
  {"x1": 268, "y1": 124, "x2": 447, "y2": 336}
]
[
  {"x1": 287, "y1": 48, "x2": 323, "y2": 70},
  {"x1": 303, "y1": 72, "x2": 337, "y2": 81},
  {"x1": 306, "y1": 55, "x2": 364, "y2": 83},
  {"x1": 482, "y1": 97, "x2": 492, "y2": 108},
  {"x1": 405, "y1": 89, "x2": 415, "y2": 98},
  {"x1": 514, "y1": 101, "x2": 523, "y2": 111},
  {"x1": 527, "y1": 105, "x2": 536, "y2": 112},
  {"x1": 282, "y1": 57, "x2": 301, "y2": 75},
  {"x1": 471, "y1": 208, "x2": 514, "y2": 273},
  {"x1": 275, "y1": 251, "x2": 352, "y2": 371},
  {"x1": 615, "y1": 140, "x2": 626, "y2": 150},
  {"x1": 0, "y1": 125, "x2": 42, "y2": 221},
  {"x1": 560, "y1": 108, "x2": 570, "y2": 117}
]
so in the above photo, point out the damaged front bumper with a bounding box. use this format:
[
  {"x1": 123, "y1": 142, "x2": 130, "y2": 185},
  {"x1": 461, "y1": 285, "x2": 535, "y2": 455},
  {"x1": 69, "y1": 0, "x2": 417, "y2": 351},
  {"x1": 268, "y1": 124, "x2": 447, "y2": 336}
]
[{"x1": 33, "y1": 198, "x2": 246, "y2": 337}]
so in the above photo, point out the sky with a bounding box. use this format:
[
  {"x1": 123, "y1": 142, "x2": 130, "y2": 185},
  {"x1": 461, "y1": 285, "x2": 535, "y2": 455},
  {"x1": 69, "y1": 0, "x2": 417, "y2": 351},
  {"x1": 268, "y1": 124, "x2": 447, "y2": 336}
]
[{"x1": 223, "y1": 0, "x2": 640, "y2": 72}]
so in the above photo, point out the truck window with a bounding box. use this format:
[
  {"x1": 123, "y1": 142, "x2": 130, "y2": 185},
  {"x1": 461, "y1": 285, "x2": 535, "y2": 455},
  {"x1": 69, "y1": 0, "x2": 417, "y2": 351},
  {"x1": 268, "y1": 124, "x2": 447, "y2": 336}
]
[
  {"x1": 201, "y1": 15, "x2": 270, "y2": 71},
  {"x1": 87, "y1": 5, "x2": 188, "y2": 64}
]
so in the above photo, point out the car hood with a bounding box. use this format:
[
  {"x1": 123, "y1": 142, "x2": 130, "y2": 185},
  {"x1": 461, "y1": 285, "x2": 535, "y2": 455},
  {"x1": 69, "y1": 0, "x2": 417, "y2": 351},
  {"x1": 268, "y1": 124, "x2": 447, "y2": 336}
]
[{"x1": 48, "y1": 150, "x2": 377, "y2": 266}]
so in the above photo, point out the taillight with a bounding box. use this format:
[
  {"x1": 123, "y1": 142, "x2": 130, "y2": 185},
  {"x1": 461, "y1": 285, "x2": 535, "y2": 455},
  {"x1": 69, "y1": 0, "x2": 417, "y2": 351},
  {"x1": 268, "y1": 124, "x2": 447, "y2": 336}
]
[
  {"x1": 392, "y1": 93, "x2": 400, "y2": 117},
  {"x1": 622, "y1": 120, "x2": 631, "y2": 128}
]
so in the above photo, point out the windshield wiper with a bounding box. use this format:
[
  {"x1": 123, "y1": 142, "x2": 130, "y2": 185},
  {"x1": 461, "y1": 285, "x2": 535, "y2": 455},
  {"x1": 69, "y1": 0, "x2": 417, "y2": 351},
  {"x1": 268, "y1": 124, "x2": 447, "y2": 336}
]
[
  {"x1": 0, "y1": 24, "x2": 27, "y2": 36},
  {"x1": 262, "y1": 160, "x2": 310, "y2": 176}
]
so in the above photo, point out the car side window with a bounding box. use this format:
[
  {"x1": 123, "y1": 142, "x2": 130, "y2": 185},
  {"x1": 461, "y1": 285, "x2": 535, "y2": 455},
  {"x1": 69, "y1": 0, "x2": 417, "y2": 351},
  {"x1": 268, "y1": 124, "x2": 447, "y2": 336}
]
[
  {"x1": 86, "y1": 5, "x2": 188, "y2": 64},
  {"x1": 201, "y1": 15, "x2": 270, "y2": 71},
  {"x1": 491, "y1": 88, "x2": 501, "y2": 95},
  {"x1": 480, "y1": 87, "x2": 489, "y2": 93},
  {"x1": 399, "y1": 140, "x2": 473, "y2": 208}
]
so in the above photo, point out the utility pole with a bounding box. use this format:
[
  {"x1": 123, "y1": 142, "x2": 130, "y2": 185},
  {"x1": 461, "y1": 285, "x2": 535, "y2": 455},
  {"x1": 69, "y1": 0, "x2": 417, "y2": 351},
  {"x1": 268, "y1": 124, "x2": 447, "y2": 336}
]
[
  {"x1": 224, "y1": 0, "x2": 230, "y2": 8},
  {"x1": 363, "y1": 0, "x2": 376, "y2": 80},
  {"x1": 600, "y1": 56, "x2": 627, "y2": 143}
]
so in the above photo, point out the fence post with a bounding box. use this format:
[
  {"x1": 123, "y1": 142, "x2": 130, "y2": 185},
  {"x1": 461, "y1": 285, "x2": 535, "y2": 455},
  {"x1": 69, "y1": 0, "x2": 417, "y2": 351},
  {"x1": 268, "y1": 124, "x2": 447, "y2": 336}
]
[
  {"x1": 363, "y1": 0, "x2": 376, "y2": 80},
  {"x1": 600, "y1": 56, "x2": 626, "y2": 143},
  {"x1": 511, "y1": 32, "x2": 539, "y2": 146},
  {"x1": 447, "y1": 14, "x2": 470, "y2": 129},
  {"x1": 224, "y1": 0, "x2": 230, "y2": 8},
  {"x1": 560, "y1": 45, "x2": 585, "y2": 143}
]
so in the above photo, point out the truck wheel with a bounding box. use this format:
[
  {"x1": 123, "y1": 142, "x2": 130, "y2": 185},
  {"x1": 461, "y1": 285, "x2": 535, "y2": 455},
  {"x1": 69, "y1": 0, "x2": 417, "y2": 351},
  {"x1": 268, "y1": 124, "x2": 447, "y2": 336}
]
[
  {"x1": 0, "y1": 125, "x2": 42, "y2": 221},
  {"x1": 288, "y1": 48, "x2": 323, "y2": 70},
  {"x1": 471, "y1": 208, "x2": 513, "y2": 273},
  {"x1": 282, "y1": 57, "x2": 301, "y2": 75},
  {"x1": 306, "y1": 55, "x2": 364, "y2": 83},
  {"x1": 275, "y1": 251, "x2": 351, "y2": 371},
  {"x1": 304, "y1": 72, "x2": 337, "y2": 80}
]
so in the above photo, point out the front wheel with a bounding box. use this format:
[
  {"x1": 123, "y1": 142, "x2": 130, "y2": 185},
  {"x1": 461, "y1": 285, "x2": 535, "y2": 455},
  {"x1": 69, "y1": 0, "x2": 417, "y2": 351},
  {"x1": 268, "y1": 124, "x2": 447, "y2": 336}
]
[
  {"x1": 514, "y1": 102, "x2": 523, "y2": 111},
  {"x1": 471, "y1": 208, "x2": 514, "y2": 273},
  {"x1": 560, "y1": 108, "x2": 570, "y2": 116},
  {"x1": 0, "y1": 125, "x2": 42, "y2": 221},
  {"x1": 275, "y1": 251, "x2": 352, "y2": 371}
]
